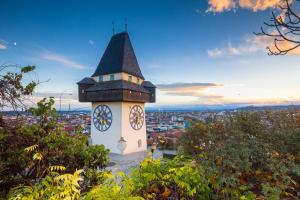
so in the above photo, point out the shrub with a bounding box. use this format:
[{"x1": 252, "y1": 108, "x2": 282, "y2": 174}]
[
  {"x1": 8, "y1": 170, "x2": 83, "y2": 200},
  {"x1": 0, "y1": 98, "x2": 110, "y2": 197},
  {"x1": 130, "y1": 156, "x2": 212, "y2": 199},
  {"x1": 179, "y1": 111, "x2": 300, "y2": 199}
]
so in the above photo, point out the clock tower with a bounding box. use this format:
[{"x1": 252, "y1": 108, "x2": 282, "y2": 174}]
[{"x1": 77, "y1": 32, "x2": 156, "y2": 155}]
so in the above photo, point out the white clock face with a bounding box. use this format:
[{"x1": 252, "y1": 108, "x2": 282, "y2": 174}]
[
  {"x1": 129, "y1": 105, "x2": 144, "y2": 130},
  {"x1": 93, "y1": 105, "x2": 112, "y2": 132}
]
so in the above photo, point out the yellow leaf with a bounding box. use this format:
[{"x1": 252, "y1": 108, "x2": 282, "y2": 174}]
[
  {"x1": 24, "y1": 144, "x2": 38, "y2": 152},
  {"x1": 33, "y1": 153, "x2": 43, "y2": 161}
]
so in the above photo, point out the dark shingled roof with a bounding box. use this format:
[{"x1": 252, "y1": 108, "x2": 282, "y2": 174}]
[
  {"x1": 92, "y1": 32, "x2": 144, "y2": 79},
  {"x1": 86, "y1": 80, "x2": 149, "y2": 93},
  {"x1": 142, "y1": 81, "x2": 156, "y2": 88},
  {"x1": 77, "y1": 77, "x2": 96, "y2": 85}
]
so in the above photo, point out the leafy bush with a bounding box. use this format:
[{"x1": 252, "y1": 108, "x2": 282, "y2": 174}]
[
  {"x1": 179, "y1": 111, "x2": 300, "y2": 199},
  {"x1": 84, "y1": 172, "x2": 143, "y2": 200},
  {"x1": 0, "y1": 98, "x2": 110, "y2": 197},
  {"x1": 130, "y1": 157, "x2": 211, "y2": 199},
  {"x1": 8, "y1": 170, "x2": 83, "y2": 200},
  {"x1": 8, "y1": 156, "x2": 213, "y2": 200},
  {"x1": 84, "y1": 145, "x2": 110, "y2": 169}
]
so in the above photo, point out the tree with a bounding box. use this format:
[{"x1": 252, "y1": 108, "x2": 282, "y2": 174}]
[
  {"x1": 255, "y1": 0, "x2": 300, "y2": 55},
  {"x1": 0, "y1": 64, "x2": 37, "y2": 111},
  {"x1": 0, "y1": 66, "x2": 110, "y2": 197}
]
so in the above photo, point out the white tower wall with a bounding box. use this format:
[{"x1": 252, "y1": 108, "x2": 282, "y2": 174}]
[{"x1": 91, "y1": 101, "x2": 147, "y2": 154}]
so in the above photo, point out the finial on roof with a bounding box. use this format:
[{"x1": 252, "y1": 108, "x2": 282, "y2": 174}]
[
  {"x1": 124, "y1": 18, "x2": 128, "y2": 32},
  {"x1": 112, "y1": 22, "x2": 115, "y2": 35}
]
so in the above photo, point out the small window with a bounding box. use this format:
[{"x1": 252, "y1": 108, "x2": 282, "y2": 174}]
[
  {"x1": 137, "y1": 78, "x2": 140, "y2": 84},
  {"x1": 128, "y1": 75, "x2": 132, "y2": 82},
  {"x1": 110, "y1": 74, "x2": 114, "y2": 81},
  {"x1": 99, "y1": 76, "x2": 103, "y2": 82},
  {"x1": 81, "y1": 89, "x2": 85, "y2": 93}
]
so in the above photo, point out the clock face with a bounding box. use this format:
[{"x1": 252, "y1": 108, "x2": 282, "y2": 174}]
[
  {"x1": 129, "y1": 105, "x2": 144, "y2": 130},
  {"x1": 93, "y1": 105, "x2": 112, "y2": 132}
]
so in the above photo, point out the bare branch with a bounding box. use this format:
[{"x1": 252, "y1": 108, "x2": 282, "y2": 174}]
[{"x1": 255, "y1": 0, "x2": 300, "y2": 55}]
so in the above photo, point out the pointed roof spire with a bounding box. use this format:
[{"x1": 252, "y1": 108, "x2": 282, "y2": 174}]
[
  {"x1": 92, "y1": 32, "x2": 144, "y2": 79},
  {"x1": 124, "y1": 18, "x2": 128, "y2": 32},
  {"x1": 112, "y1": 22, "x2": 115, "y2": 35}
]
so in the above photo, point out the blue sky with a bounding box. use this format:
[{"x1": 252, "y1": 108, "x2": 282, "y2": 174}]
[{"x1": 1, "y1": 0, "x2": 300, "y2": 109}]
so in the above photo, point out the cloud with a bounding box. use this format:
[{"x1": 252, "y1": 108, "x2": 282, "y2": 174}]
[
  {"x1": 41, "y1": 52, "x2": 87, "y2": 70},
  {"x1": 0, "y1": 43, "x2": 7, "y2": 50},
  {"x1": 207, "y1": 0, "x2": 288, "y2": 12},
  {"x1": 207, "y1": 39, "x2": 260, "y2": 57},
  {"x1": 207, "y1": 48, "x2": 224, "y2": 57},
  {"x1": 89, "y1": 40, "x2": 94, "y2": 45},
  {"x1": 206, "y1": 33, "x2": 300, "y2": 57},
  {"x1": 157, "y1": 82, "x2": 224, "y2": 103},
  {"x1": 157, "y1": 82, "x2": 223, "y2": 91},
  {"x1": 0, "y1": 40, "x2": 8, "y2": 50},
  {"x1": 207, "y1": 0, "x2": 236, "y2": 12},
  {"x1": 239, "y1": 0, "x2": 284, "y2": 11},
  {"x1": 254, "y1": 32, "x2": 300, "y2": 56},
  {"x1": 166, "y1": 91, "x2": 224, "y2": 100},
  {"x1": 250, "y1": 33, "x2": 300, "y2": 56}
]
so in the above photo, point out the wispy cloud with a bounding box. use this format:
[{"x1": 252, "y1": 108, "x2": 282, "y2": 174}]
[
  {"x1": 88, "y1": 40, "x2": 94, "y2": 45},
  {"x1": 41, "y1": 51, "x2": 87, "y2": 70},
  {"x1": 256, "y1": 31, "x2": 300, "y2": 56},
  {"x1": 208, "y1": 42, "x2": 245, "y2": 57},
  {"x1": 157, "y1": 82, "x2": 223, "y2": 90},
  {"x1": 207, "y1": 0, "x2": 288, "y2": 13},
  {"x1": 0, "y1": 44, "x2": 7, "y2": 50},
  {"x1": 207, "y1": 39, "x2": 258, "y2": 57},
  {"x1": 157, "y1": 82, "x2": 224, "y2": 103},
  {"x1": 208, "y1": 33, "x2": 300, "y2": 57},
  {"x1": 0, "y1": 39, "x2": 8, "y2": 50}
]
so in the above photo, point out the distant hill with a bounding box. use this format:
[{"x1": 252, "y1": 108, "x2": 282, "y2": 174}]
[
  {"x1": 2, "y1": 105, "x2": 300, "y2": 115},
  {"x1": 145, "y1": 104, "x2": 300, "y2": 112},
  {"x1": 236, "y1": 105, "x2": 300, "y2": 112}
]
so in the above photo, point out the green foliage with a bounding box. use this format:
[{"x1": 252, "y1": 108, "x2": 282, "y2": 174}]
[
  {"x1": 84, "y1": 145, "x2": 110, "y2": 169},
  {"x1": 0, "y1": 98, "x2": 110, "y2": 197},
  {"x1": 179, "y1": 110, "x2": 300, "y2": 199},
  {"x1": 8, "y1": 170, "x2": 83, "y2": 200},
  {"x1": 84, "y1": 172, "x2": 143, "y2": 200},
  {"x1": 8, "y1": 156, "x2": 213, "y2": 200},
  {"x1": 28, "y1": 97, "x2": 58, "y2": 130},
  {"x1": 130, "y1": 157, "x2": 211, "y2": 199}
]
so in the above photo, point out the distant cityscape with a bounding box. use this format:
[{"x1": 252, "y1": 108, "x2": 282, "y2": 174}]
[{"x1": 2, "y1": 104, "x2": 299, "y2": 148}]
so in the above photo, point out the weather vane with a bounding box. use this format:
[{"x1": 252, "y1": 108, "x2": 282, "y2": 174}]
[
  {"x1": 112, "y1": 22, "x2": 115, "y2": 35},
  {"x1": 125, "y1": 18, "x2": 128, "y2": 32}
]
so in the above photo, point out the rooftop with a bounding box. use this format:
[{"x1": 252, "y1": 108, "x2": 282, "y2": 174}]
[{"x1": 92, "y1": 32, "x2": 144, "y2": 79}]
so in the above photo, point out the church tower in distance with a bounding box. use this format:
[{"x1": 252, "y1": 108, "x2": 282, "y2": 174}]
[{"x1": 78, "y1": 32, "x2": 156, "y2": 155}]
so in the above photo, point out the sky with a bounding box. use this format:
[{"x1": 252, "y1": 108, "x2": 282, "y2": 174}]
[{"x1": 0, "y1": 0, "x2": 300, "y2": 110}]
